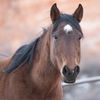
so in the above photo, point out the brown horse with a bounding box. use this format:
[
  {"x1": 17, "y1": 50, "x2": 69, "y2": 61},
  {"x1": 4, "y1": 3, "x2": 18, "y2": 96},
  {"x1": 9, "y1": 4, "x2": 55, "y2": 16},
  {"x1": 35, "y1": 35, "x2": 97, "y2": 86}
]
[{"x1": 0, "y1": 3, "x2": 83, "y2": 100}]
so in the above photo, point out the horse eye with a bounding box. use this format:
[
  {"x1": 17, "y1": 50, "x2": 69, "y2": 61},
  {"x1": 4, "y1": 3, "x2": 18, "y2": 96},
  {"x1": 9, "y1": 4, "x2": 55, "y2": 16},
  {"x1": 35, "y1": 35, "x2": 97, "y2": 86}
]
[
  {"x1": 79, "y1": 37, "x2": 81, "y2": 40},
  {"x1": 54, "y1": 36, "x2": 58, "y2": 39},
  {"x1": 52, "y1": 35, "x2": 58, "y2": 40}
]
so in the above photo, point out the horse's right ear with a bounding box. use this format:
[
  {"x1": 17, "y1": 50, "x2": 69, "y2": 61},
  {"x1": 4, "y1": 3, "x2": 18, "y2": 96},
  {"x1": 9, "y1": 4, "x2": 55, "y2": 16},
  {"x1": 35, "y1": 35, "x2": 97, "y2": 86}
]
[
  {"x1": 73, "y1": 4, "x2": 83, "y2": 22},
  {"x1": 50, "y1": 3, "x2": 60, "y2": 23}
]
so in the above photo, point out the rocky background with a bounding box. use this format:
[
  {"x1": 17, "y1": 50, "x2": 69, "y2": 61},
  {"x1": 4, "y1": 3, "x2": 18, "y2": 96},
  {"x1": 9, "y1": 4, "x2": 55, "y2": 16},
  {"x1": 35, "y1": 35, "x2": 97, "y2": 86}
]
[{"x1": 0, "y1": 0, "x2": 100, "y2": 100}]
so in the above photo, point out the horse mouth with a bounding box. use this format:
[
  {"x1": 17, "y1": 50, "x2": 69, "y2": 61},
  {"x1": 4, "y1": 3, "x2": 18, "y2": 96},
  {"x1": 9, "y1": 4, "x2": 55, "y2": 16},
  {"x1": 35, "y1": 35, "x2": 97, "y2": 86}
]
[
  {"x1": 64, "y1": 80, "x2": 75, "y2": 83},
  {"x1": 63, "y1": 78, "x2": 76, "y2": 83}
]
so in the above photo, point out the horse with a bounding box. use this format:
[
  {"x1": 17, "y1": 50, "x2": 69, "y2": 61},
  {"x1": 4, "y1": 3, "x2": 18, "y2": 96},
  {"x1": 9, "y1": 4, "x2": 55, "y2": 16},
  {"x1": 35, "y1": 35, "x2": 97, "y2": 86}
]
[{"x1": 0, "y1": 3, "x2": 83, "y2": 100}]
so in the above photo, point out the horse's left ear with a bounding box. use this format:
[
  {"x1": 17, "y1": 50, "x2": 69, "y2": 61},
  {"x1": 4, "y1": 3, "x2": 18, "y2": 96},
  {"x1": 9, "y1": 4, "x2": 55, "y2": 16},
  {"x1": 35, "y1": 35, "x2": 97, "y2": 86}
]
[
  {"x1": 73, "y1": 4, "x2": 83, "y2": 22},
  {"x1": 50, "y1": 3, "x2": 60, "y2": 23}
]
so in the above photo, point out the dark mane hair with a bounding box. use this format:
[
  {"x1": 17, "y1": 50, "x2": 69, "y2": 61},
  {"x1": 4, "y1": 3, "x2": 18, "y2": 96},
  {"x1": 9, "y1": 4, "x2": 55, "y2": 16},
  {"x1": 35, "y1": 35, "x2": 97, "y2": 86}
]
[
  {"x1": 53, "y1": 14, "x2": 83, "y2": 34},
  {"x1": 3, "y1": 37, "x2": 40, "y2": 73}
]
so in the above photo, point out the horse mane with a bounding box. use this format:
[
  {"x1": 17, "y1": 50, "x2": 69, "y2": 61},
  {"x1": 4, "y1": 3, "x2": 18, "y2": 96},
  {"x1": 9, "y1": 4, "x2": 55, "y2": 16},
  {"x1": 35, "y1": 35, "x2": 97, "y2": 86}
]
[
  {"x1": 53, "y1": 14, "x2": 83, "y2": 34},
  {"x1": 3, "y1": 37, "x2": 40, "y2": 73}
]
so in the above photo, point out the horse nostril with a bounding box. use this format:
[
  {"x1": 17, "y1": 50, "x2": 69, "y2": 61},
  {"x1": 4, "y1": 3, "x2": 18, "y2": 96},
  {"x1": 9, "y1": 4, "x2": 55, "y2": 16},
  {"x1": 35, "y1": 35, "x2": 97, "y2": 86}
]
[
  {"x1": 74, "y1": 66, "x2": 80, "y2": 74},
  {"x1": 62, "y1": 66, "x2": 66, "y2": 75},
  {"x1": 62, "y1": 65, "x2": 80, "y2": 77},
  {"x1": 62, "y1": 66, "x2": 69, "y2": 75}
]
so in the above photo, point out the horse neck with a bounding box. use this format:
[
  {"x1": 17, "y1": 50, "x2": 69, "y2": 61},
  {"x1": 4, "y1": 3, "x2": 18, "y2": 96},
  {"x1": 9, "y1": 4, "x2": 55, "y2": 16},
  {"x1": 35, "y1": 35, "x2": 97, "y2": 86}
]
[{"x1": 31, "y1": 29, "x2": 61, "y2": 92}]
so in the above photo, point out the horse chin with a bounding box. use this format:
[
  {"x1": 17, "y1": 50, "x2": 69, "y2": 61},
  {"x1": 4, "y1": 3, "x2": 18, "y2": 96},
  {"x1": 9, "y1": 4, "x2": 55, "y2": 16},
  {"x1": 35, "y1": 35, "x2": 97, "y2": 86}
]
[{"x1": 63, "y1": 78, "x2": 76, "y2": 83}]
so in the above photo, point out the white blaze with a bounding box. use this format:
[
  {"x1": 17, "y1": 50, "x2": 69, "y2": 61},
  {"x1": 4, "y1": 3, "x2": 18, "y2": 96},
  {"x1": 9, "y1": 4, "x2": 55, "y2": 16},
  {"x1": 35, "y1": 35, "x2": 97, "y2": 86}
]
[{"x1": 63, "y1": 24, "x2": 73, "y2": 33}]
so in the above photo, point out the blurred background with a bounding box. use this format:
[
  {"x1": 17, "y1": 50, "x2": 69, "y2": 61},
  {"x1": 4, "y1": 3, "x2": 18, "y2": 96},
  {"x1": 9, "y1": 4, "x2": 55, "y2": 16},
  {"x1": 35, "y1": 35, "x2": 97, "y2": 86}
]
[{"x1": 0, "y1": 0, "x2": 100, "y2": 100}]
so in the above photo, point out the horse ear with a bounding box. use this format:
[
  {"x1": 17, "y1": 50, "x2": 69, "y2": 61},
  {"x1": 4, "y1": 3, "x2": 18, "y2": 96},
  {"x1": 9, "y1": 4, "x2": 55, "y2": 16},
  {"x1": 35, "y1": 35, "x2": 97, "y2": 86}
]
[
  {"x1": 73, "y1": 4, "x2": 83, "y2": 22},
  {"x1": 50, "y1": 3, "x2": 60, "y2": 23}
]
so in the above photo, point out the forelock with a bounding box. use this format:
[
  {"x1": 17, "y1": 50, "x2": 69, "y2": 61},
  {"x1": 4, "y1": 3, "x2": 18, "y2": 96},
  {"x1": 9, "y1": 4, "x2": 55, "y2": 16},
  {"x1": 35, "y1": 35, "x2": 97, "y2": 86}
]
[{"x1": 52, "y1": 14, "x2": 82, "y2": 33}]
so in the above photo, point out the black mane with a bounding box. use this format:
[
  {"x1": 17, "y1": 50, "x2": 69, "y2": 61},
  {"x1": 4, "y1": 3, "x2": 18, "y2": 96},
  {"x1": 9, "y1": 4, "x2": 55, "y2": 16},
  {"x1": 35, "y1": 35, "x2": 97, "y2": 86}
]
[
  {"x1": 52, "y1": 14, "x2": 82, "y2": 34},
  {"x1": 3, "y1": 38, "x2": 40, "y2": 73}
]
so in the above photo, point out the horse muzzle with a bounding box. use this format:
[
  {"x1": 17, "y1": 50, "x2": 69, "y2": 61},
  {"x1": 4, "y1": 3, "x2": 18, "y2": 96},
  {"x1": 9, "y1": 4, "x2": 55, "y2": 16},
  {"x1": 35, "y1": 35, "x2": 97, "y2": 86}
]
[{"x1": 62, "y1": 65, "x2": 80, "y2": 83}]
